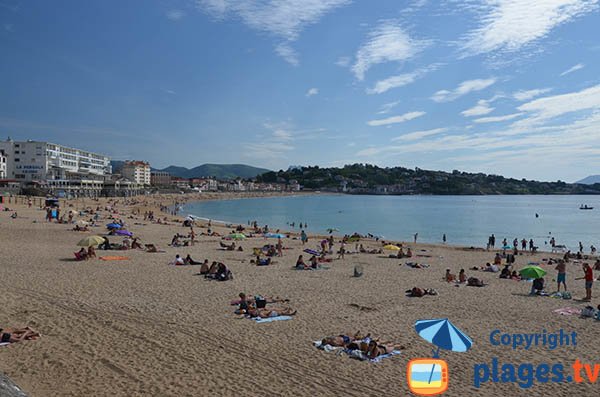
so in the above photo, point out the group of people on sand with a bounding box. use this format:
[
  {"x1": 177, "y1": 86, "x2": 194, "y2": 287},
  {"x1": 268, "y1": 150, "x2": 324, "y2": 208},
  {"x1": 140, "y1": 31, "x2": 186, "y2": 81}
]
[
  {"x1": 295, "y1": 254, "x2": 321, "y2": 270},
  {"x1": 170, "y1": 255, "x2": 234, "y2": 281},
  {"x1": 235, "y1": 293, "x2": 296, "y2": 318},
  {"x1": 320, "y1": 332, "x2": 404, "y2": 359},
  {"x1": 389, "y1": 247, "x2": 412, "y2": 259}
]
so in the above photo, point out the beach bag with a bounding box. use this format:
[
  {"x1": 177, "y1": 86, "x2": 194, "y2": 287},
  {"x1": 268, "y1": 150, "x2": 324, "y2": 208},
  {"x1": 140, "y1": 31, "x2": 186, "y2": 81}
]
[
  {"x1": 581, "y1": 306, "x2": 595, "y2": 318},
  {"x1": 255, "y1": 296, "x2": 267, "y2": 308},
  {"x1": 562, "y1": 292, "x2": 572, "y2": 300}
]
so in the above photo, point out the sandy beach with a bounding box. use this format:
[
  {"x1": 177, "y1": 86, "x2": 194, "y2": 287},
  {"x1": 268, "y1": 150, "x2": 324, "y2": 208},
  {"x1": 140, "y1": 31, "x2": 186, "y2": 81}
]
[{"x1": 1, "y1": 194, "x2": 599, "y2": 396}]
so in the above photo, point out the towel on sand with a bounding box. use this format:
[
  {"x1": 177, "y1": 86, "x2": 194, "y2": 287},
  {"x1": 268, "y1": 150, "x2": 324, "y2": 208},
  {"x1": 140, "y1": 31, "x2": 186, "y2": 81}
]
[
  {"x1": 553, "y1": 307, "x2": 581, "y2": 316},
  {"x1": 251, "y1": 316, "x2": 293, "y2": 323},
  {"x1": 313, "y1": 340, "x2": 401, "y2": 363},
  {"x1": 0, "y1": 342, "x2": 9, "y2": 347},
  {"x1": 99, "y1": 256, "x2": 130, "y2": 261}
]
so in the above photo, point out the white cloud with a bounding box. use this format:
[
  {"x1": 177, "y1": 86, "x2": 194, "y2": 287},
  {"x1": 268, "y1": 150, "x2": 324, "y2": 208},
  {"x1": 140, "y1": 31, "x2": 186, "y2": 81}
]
[
  {"x1": 461, "y1": 0, "x2": 599, "y2": 56},
  {"x1": 560, "y1": 63, "x2": 585, "y2": 76},
  {"x1": 366, "y1": 64, "x2": 439, "y2": 95},
  {"x1": 513, "y1": 88, "x2": 552, "y2": 101},
  {"x1": 515, "y1": 84, "x2": 600, "y2": 126},
  {"x1": 462, "y1": 99, "x2": 494, "y2": 117},
  {"x1": 275, "y1": 43, "x2": 299, "y2": 66},
  {"x1": 306, "y1": 87, "x2": 319, "y2": 97},
  {"x1": 432, "y1": 78, "x2": 496, "y2": 102},
  {"x1": 196, "y1": 0, "x2": 351, "y2": 64},
  {"x1": 166, "y1": 9, "x2": 186, "y2": 21},
  {"x1": 377, "y1": 101, "x2": 401, "y2": 114},
  {"x1": 473, "y1": 113, "x2": 525, "y2": 123},
  {"x1": 367, "y1": 111, "x2": 425, "y2": 126},
  {"x1": 352, "y1": 20, "x2": 428, "y2": 80},
  {"x1": 391, "y1": 127, "x2": 447, "y2": 141},
  {"x1": 335, "y1": 56, "x2": 351, "y2": 67}
]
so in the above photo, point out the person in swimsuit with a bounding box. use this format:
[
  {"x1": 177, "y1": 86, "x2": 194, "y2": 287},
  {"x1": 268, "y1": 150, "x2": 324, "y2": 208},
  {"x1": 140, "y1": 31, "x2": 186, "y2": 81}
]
[
  {"x1": 321, "y1": 332, "x2": 367, "y2": 347},
  {"x1": 365, "y1": 340, "x2": 404, "y2": 359},
  {"x1": 247, "y1": 305, "x2": 297, "y2": 318},
  {"x1": 1, "y1": 327, "x2": 40, "y2": 343}
]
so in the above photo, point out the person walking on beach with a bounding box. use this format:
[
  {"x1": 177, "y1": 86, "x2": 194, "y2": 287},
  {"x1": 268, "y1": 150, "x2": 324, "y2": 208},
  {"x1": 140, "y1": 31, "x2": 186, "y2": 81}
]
[
  {"x1": 442, "y1": 234, "x2": 446, "y2": 244},
  {"x1": 576, "y1": 263, "x2": 593, "y2": 301},
  {"x1": 300, "y1": 230, "x2": 307, "y2": 245},
  {"x1": 413, "y1": 233, "x2": 418, "y2": 243},
  {"x1": 555, "y1": 259, "x2": 567, "y2": 292},
  {"x1": 579, "y1": 241, "x2": 584, "y2": 253}
]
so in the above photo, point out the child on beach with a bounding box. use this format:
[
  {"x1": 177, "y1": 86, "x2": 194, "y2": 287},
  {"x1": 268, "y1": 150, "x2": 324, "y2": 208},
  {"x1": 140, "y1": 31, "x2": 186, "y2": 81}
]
[{"x1": 555, "y1": 259, "x2": 567, "y2": 292}]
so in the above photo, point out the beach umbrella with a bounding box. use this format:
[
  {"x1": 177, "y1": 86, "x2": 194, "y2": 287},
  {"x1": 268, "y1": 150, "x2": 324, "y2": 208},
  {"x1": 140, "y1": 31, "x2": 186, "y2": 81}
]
[
  {"x1": 228, "y1": 233, "x2": 246, "y2": 240},
  {"x1": 106, "y1": 223, "x2": 121, "y2": 229},
  {"x1": 519, "y1": 265, "x2": 546, "y2": 279},
  {"x1": 114, "y1": 230, "x2": 133, "y2": 237},
  {"x1": 77, "y1": 235, "x2": 105, "y2": 247},
  {"x1": 415, "y1": 318, "x2": 472, "y2": 385},
  {"x1": 415, "y1": 318, "x2": 473, "y2": 356},
  {"x1": 383, "y1": 244, "x2": 401, "y2": 250}
]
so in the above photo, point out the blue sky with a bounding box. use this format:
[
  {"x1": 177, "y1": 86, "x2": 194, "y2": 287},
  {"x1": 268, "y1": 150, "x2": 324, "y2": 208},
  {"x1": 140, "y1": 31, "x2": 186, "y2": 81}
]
[{"x1": 1, "y1": 0, "x2": 599, "y2": 182}]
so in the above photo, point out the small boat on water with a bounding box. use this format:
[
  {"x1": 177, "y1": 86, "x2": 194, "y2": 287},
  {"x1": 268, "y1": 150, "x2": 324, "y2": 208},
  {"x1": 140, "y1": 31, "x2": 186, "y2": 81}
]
[{"x1": 580, "y1": 204, "x2": 594, "y2": 210}]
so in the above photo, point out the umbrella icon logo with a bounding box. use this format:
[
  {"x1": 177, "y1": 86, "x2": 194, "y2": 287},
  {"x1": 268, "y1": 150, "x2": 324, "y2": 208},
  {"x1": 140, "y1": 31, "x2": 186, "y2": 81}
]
[{"x1": 407, "y1": 318, "x2": 473, "y2": 396}]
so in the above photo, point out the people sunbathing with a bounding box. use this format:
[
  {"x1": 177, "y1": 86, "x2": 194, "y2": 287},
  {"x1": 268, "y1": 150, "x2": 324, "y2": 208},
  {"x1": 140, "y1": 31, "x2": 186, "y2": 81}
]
[
  {"x1": 467, "y1": 277, "x2": 485, "y2": 287},
  {"x1": 406, "y1": 287, "x2": 438, "y2": 297},
  {"x1": 185, "y1": 254, "x2": 203, "y2": 265},
  {"x1": 219, "y1": 241, "x2": 236, "y2": 251},
  {"x1": 87, "y1": 246, "x2": 96, "y2": 259},
  {"x1": 445, "y1": 269, "x2": 456, "y2": 282},
  {"x1": 247, "y1": 306, "x2": 296, "y2": 318},
  {"x1": 321, "y1": 332, "x2": 368, "y2": 347},
  {"x1": 253, "y1": 255, "x2": 272, "y2": 266},
  {"x1": 1, "y1": 326, "x2": 40, "y2": 343}
]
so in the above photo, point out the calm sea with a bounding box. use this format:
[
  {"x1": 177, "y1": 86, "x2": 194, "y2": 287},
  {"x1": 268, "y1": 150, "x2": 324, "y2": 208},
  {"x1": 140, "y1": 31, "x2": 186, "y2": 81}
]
[{"x1": 182, "y1": 195, "x2": 600, "y2": 250}]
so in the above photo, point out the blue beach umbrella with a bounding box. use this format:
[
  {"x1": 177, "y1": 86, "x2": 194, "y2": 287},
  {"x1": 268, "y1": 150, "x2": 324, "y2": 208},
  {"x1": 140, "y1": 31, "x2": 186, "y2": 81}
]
[
  {"x1": 106, "y1": 223, "x2": 121, "y2": 229},
  {"x1": 415, "y1": 318, "x2": 472, "y2": 357},
  {"x1": 415, "y1": 318, "x2": 473, "y2": 385}
]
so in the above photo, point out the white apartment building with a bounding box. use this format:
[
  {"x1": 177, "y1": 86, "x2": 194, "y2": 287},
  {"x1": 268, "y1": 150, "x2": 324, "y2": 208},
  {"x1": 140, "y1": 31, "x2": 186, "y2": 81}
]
[
  {"x1": 121, "y1": 160, "x2": 151, "y2": 185},
  {"x1": 0, "y1": 139, "x2": 111, "y2": 182},
  {"x1": 0, "y1": 150, "x2": 7, "y2": 179}
]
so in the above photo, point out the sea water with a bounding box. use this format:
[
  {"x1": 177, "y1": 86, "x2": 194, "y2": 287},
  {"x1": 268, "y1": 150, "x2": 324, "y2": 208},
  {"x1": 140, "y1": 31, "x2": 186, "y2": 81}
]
[{"x1": 183, "y1": 195, "x2": 600, "y2": 250}]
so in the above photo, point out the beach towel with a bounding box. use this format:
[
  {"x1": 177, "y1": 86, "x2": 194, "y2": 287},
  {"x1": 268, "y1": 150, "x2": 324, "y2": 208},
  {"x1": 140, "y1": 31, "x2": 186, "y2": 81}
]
[
  {"x1": 313, "y1": 340, "x2": 401, "y2": 363},
  {"x1": 251, "y1": 316, "x2": 293, "y2": 323},
  {"x1": 303, "y1": 248, "x2": 321, "y2": 256},
  {"x1": 0, "y1": 342, "x2": 9, "y2": 347},
  {"x1": 99, "y1": 256, "x2": 130, "y2": 261},
  {"x1": 553, "y1": 307, "x2": 581, "y2": 316}
]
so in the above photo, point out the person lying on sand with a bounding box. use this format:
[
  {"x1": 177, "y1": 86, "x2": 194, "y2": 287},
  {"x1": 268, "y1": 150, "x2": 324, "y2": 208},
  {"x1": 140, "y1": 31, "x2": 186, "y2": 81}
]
[
  {"x1": 219, "y1": 241, "x2": 236, "y2": 251},
  {"x1": 406, "y1": 287, "x2": 438, "y2": 297},
  {"x1": 246, "y1": 306, "x2": 296, "y2": 318},
  {"x1": 1, "y1": 327, "x2": 40, "y2": 343},
  {"x1": 185, "y1": 254, "x2": 203, "y2": 265},
  {"x1": 251, "y1": 255, "x2": 272, "y2": 266},
  {"x1": 145, "y1": 244, "x2": 158, "y2": 253},
  {"x1": 321, "y1": 332, "x2": 368, "y2": 347},
  {"x1": 467, "y1": 277, "x2": 485, "y2": 287},
  {"x1": 365, "y1": 340, "x2": 405, "y2": 359}
]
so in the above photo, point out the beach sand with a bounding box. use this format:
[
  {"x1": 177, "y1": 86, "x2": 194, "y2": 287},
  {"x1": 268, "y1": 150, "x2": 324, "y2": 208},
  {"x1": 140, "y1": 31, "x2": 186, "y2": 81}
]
[{"x1": 1, "y1": 195, "x2": 598, "y2": 396}]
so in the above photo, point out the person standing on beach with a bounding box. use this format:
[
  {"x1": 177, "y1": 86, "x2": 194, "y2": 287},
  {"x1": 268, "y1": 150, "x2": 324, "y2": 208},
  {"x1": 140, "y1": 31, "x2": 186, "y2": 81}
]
[
  {"x1": 414, "y1": 233, "x2": 418, "y2": 243},
  {"x1": 276, "y1": 238, "x2": 283, "y2": 257},
  {"x1": 443, "y1": 234, "x2": 446, "y2": 244},
  {"x1": 300, "y1": 230, "x2": 307, "y2": 245},
  {"x1": 576, "y1": 263, "x2": 593, "y2": 301},
  {"x1": 555, "y1": 259, "x2": 567, "y2": 292},
  {"x1": 579, "y1": 241, "x2": 584, "y2": 253}
]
